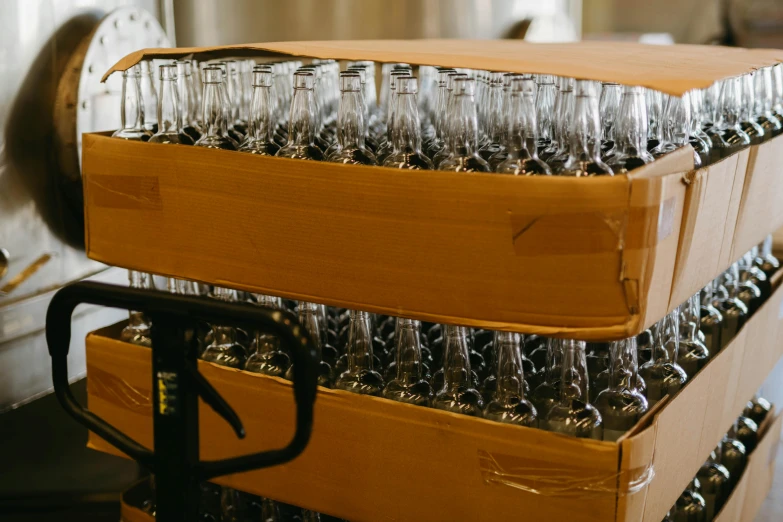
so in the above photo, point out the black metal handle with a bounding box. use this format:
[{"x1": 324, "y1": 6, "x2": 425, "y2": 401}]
[{"x1": 46, "y1": 281, "x2": 319, "y2": 478}]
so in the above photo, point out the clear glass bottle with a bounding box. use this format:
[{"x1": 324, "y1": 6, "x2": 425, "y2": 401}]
[
  {"x1": 696, "y1": 449, "x2": 730, "y2": 521},
  {"x1": 594, "y1": 337, "x2": 648, "y2": 441},
  {"x1": 531, "y1": 338, "x2": 563, "y2": 419},
  {"x1": 739, "y1": 250, "x2": 771, "y2": 301},
  {"x1": 424, "y1": 68, "x2": 456, "y2": 159},
  {"x1": 437, "y1": 77, "x2": 491, "y2": 173},
  {"x1": 688, "y1": 89, "x2": 714, "y2": 166},
  {"x1": 535, "y1": 74, "x2": 557, "y2": 157},
  {"x1": 732, "y1": 415, "x2": 759, "y2": 453},
  {"x1": 638, "y1": 310, "x2": 687, "y2": 407},
  {"x1": 560, "y1": 80, "x2": 613, "y2": 177},
  {"x1": 478, "y1": 72, "x2": 505, "y2": 162},
  {"x1": 140, "y1": 60, "x2": 158, "y2": 134},
  {"x1": 259, "y1": 497, "x2": 281, "y2": 522},
  {"x1": 728, "y1": 261, "x2": 762, "y2": 316},
  {"x1": 740, "y1": 73, "x2": 767, "y2": 145},
  {"x1": 646, "y1": 89, "x2": 663, "y2": 151},
  {"x1": 326, "y1": 73, "x2": 377, "y2": 165},
  {"x1": 239, "y1": 68, "x2": 280, "y2": 156},
  {"x1": 482, "y1": 331, "x2": 537, "y2": 427},
  {"x1": 677, "y1": 293, "x2": 710, "y2": 379},
  {"x1": 607, "y1": 85, "x2": 654, "y2": 173},
  {"x1": 223, "y1": 60, "x2": 247, "y2": 138},
  {"x1": 755, "y1": 235, "x2": 780, "y2": 279},
  {"x1": 653, "y1": 93, "x2": 701, "y2": 168},
  {"x1": 334, "y1": 310, "x2": 384, "y2": 395},
  {"x1": 672, "y1": 478, "x2": 707, "y2": 522},
  {"x1": 201, "y1": 287, "x2": 247, "y2": 369},
  {"x1": 382, "y1": 318, "x2": 433, "y2": 406},
  {"x1": 743, "y1": 394, "x2": 772, "y2": 426},
  {"x1": 543, "y1": 77, "x2": 575, "y2": 170},
  {"x1": 113, "y1": 65, "x2": 152, "y2": 142},
  {"x1": 432, "y1": 325, "x2": 484, "y2": 416},
  {"x1": 711, "y1": 273, "x2": 748, "y2": 347},
  {"x1": 543, "y1": 339, "x2": 603, "y2": 439},
  {"x1": 699, "y1": 283, "x2": 723, "y2": 357},
  {"x1": 706, "y1": 78, "x2": 751, "y2": 159},
  {"x1": 149, "y1": 64, "x2": 194, "y2": 145},
  {"x1": 175, "y1": 60, "x2": 202, "y2": 142},
  {"x1": 719, "y1": 426, "x2": 747, "y2": 490},
  {"x1": 755, "y1": 67, "x2": 783, "y2": 137},
  {"x1": 244, "y1": 295, "x2": 290, "y2": 377},
  {"x1": 376, "y1": 70, "x2": 413, "y2": 164},
  {"x1": 344, "y1": 65, "x2": 379, "y2": 152},
  {"x1": 432, "y1": 72, "x2": 466, "y2": 167},
  {"x1": 382, "y1": 76, "x2": 433, "y2": 170},
  {"x1": 599, "y1": 81, "x2": 621, "y2": 156},
  {"x1": 120, "y1": 270, "x2": 153, "y2": 346},
  {"x1": 194, "y1": 66, "x2": 239, "y2": 150},
  {"x1": 496, "y1": 76, "x2": 551, "y2": 176},
  {"x1": 276, "y1": 72, "x2": 325, "y2": 161},
  {"x1": 285, "y1": 302, "x2": 333, "y2": 387}
]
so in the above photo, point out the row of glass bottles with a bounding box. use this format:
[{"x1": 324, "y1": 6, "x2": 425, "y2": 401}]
[
  {"x1": 663, "y1": 396, "x2": 770, "y2": 522},
  {"x1": 116, "y1": 58, "x2": 783, "y2": 176},
  {"x1": 176, "y1": 241, "x2": 778, "y2": 444}
]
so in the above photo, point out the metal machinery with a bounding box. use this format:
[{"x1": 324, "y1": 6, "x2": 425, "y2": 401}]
[{"x1": 0, "y1": 0, "x2": 171, "y2": 514}]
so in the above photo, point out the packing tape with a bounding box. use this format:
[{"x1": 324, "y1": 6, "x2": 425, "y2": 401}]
[
  {"x1": 510, "y1": 197, "x2": 676, "y2": 256},
  {"x1": 87, "y1": 175, "x2": 163, "y2": 211},
  {"x1": 477, "y1": 449, "x2": 654, "y2": 497},
  {"x1": 88, "y1": 365, "x2": 152, "y2": 415}
]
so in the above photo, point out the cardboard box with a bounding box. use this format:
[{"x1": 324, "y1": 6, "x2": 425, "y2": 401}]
[
  {"x1": 669, "y1": 148, "x2": 750, "y2": 309},
  {"x1": 83, "y1": 40, "x2": 783, "y2": 340},
  {"x1": 732, "y1": 136, "x2": 783, "y2": 261},
  {"x1": 82, "y1": 132, "x2": 690, "y2": 340},
  {"x1": 84, "y1": 279, "x2": 783, "y2": 522}
]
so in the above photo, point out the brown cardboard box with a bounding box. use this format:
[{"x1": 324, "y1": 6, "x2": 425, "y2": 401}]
[
  {"x1": 82, "y1": 132, "x2": 690, "y2": 340},
  {"x1": 83, "y1": 40, "x2": 783, "y2": 340},
  {"x1": 84, "y1": 279, "x2": 783, "y2": 522}
]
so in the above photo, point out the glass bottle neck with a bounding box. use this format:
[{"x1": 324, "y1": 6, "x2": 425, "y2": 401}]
[
  {"x1": 121, "y1": 74, "x2": 145, "y2": 131},
  {"x1": 346, "y1": 310, "x2": 374, "y2": 372},
  {"x1": 297, "y1": 302, "x2": 323, "y2": 359},
  {"x1": 157, "y1": 77, "x2": 181, "y2": 135},
  {"x1": 494, "y1": 331, "x2": 525, "y2": 401},
  {"x1": 442, "y1": 325, "x2": 472, "y2": 391},
  {"x1": 555, "y1": 88, "x2": 575, "y2": 152},
  {"x1": 202, "y1": 82, "x2": 229, "y2": 137},
  {"x1": 652, "y1": 312, "x2": 679, "y2": 364},
  {"x1": 507, "y1": 91, "x2": 538, "y2": 158},
  {"x1": 288, "y1": 87, "x2": 318, "y2": 146},
  {"x1": 544, "y1": 338, "x2": 563, "y2": 382},
  {"x1": 536, "y1": 83, "x2": 556, "y2": 142},
  {"x1": 616, "y1": 88, "x2": 652, "y2": 157},
  {"x1": 608, "y1": 339, "x2": 639, "y2": 391},
  {"x1": 395, "y1": 318, "x2": 424, "y2": 381},
  {"x1": 484, "y1": 81, "x2": 504, "y2": 143},
  {"x1": 249, "y1": 84, "x2": 275, "y2": 143},
  {"x1": 559, "y1": 339, "x2": 589, "y2": 402},
  {"x1": 337, "y1": 90, "x2": 366, "y2": 150},
  {"x1": 567, "y1": 93, "x2": 601, "y2": 163},
  {"x1": 449, "y1": 93, "x2": 480, "y2": 156},
  {"x1": 391, "y1": 92, "x2": 422, "y2": 153}
]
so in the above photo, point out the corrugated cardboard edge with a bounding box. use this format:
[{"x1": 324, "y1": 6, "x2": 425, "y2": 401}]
[{"x1": 101, "y1": 40, "x2": 783, "y2": 96}]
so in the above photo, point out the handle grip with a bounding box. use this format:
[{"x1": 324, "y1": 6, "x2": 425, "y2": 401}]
[{"x1": 46, "y1": 281, "x2": 319, "y2": 477}]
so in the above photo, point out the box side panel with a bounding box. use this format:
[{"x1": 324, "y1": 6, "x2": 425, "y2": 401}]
[
  {"x1": 739, "y1": 413, "x2": 783, "y2": 522},
  {"x1": 732, "y1": 136, "x2": 783, "y2": 260},
  {"x1": 627, "y1": 172, "x2": 686, "y2": 333},
  {"x1": 615, "y1": 424, "x2": 657, "y2": 522},
  {"x1": 86, "y1": 334, "x2": 621, "y2": 522},
  {"x1": 713, "y1": 469, "x2": 749, "y2": 522},
  {"x1": 669, "y1": 152, "x2": 746, "y2": 308},
  {"x1": 83, "y1": 134, "x2": 651, "y2": 338}
]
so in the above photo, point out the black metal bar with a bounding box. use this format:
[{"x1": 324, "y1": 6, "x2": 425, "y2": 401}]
[
  {"x1": 149, "y1": 316, "x2": 200, "y2": 522},
  {"x1": 46, "y1": 281, "x2": 320, "y2": 522}
]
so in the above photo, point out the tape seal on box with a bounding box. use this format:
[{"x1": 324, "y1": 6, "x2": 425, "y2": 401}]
[
  {"x1": 88, "y1": 365, "x2": 152, "y2": 415},
  {"x1": 510, "y1": 197, "x2": 675, "y2": 256},
  {"x1": 477, "y1": 449, "x2": 654, "y2": 497}
]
